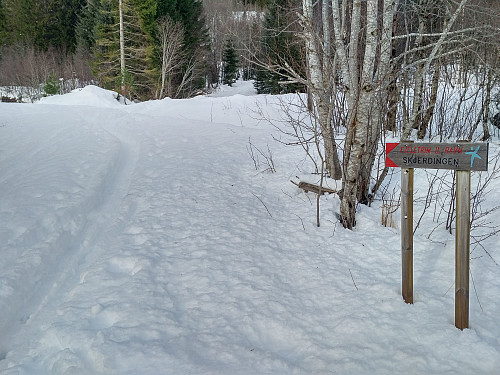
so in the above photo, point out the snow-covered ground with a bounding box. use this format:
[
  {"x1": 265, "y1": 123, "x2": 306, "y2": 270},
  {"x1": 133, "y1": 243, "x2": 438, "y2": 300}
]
[{"x1": 0, "y1": 81, "x2": 499, "y2": 374}]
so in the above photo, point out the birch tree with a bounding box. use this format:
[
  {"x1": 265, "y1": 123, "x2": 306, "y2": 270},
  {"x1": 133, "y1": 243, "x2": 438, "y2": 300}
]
[
  {"x1": 158, "y1": 0, "x2": 207, "y2": 98},
  {"x1": 156, "y1": 16, "x2": 185, "y2": 99},
  {"x1": 260, "y1": 0, "x2": 396, "y2": 227},
  {"x1": 300, "y1": 0, "x2": 342, "y2": 180},
  {"x1": 326, "y1": 0, "x2": 398, "y2": 228},
  {"x1": 119, "y1": 0, "x2": 126, "y2": 94},
  {"x1": 299, "y1": 0, "x2": 499, "y2": 228}
]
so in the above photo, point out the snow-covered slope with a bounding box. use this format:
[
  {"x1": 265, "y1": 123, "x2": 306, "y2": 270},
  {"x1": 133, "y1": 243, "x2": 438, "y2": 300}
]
[{"x1": 0, "y1": 81, "x2": 499, "y2": 374}]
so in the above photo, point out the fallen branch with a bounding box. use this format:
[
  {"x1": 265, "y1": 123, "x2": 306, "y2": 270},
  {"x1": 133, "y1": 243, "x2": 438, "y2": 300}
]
[
  {"x1": 291, "y1": 180, "x2": 337, "y2": 195},
  {"x1": 251, "y1": 192, "x2": 272, "y2": 217},
  {"x1": 349, "y1": 269, "x2": 359, "y2": 290},
  {"x1": 1, "y1": 96, "x2": 17, "y2": 103}
]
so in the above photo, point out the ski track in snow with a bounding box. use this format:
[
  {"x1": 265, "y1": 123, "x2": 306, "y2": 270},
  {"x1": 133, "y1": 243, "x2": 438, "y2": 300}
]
[
  {"x1": 31, "y1": 118, "x2": 138, "y2": 317},
  {"x1": 0, "y1": 108, "x2": 137, "y2": 355}
]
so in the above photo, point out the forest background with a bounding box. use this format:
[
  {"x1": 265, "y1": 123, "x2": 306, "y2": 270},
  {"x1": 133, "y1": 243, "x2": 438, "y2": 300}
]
[
  {"x1": 0, "y1": 0, "x2": 271, "y2": 100},
  {"x1": 1, "y1": 0, "x2": 500, "y2": 230}
]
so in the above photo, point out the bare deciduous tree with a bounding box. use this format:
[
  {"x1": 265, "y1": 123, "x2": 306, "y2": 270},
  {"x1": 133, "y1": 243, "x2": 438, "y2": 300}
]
[
  {"x1": 327, "y1": 0, "x2": 398, "y2": 228},
  {"x1": 203, "y1": 0, "x2": 265, "y2": 88},
  {"x1": 300, "y1": 0, "x2": 342, "y2": 181},
  {"x1": 296, "y1": 0, "x2": 499, "y2": 228},
  {"x1": 0, "y1": 44, "x2": 93, "y2": 101},
  {"x1": 156, "y1": 16, "x2": 185, "y2": 99}
]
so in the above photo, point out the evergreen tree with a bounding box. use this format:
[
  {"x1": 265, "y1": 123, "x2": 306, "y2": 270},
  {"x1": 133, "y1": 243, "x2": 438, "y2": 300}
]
[
  {"x1": 240, "y1": 0, "x2": 269, "y2": 7},
  {"x1": 135, "y1": 0, "x2": 157, "y2": 37},
  {"x1": 78, "y1": 0, "x2": 209, "y2": 99},
  {"x1": 76, "y1": 0, "x2": 103, "y2": 52},
  {"x1": 1, "y1": 0, "x2": 38, "y2": 46},
  {"x1": 91, "y1": 0, "x2": 154, "y2": 99},
  {"x1": 2, "y1": 0, "x2": 84, "y2": 52},
  {"x1": 222, "y1": 39, "x2": 239, "y2": 86},
  {"x1": 156, "y1": 0, "x2": 206, "y2": 58},
  {"x1": 0, "y1": 0, "x2": 6, "y2": 46},
  {"x1": 56, "y1": 0, "x2": 87, "y2": 52},
  {"x1": 254, "y1": 0, "x2": 304, "y2": 94}
]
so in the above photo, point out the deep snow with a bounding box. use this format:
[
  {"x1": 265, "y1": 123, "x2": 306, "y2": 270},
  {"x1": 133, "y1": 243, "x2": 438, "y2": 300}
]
[{"x1": 0, "y1": 81, "x2": 499, "y2": 374}]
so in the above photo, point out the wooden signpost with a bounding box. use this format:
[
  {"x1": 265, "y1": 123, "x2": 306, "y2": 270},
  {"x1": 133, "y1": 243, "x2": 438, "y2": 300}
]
[
  {"x1": 386, "y1": 141, "x2": 488, "y2": 330},
  {"x1": 386, "y1": 142, "x2": 488, "y2": 171}
]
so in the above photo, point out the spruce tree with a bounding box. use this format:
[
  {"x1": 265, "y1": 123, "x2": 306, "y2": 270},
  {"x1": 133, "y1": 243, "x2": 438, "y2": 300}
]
[
  {"x1": 0, "y1": 0, "x2": 6, "y2": 46},
  {"x1": 76, "y1": 0, "x2": 103, "y2": 52},
  {"x1": 53, "y1": 0, "x2": 86, "y2": 52},
  {"x1": 222, "y1": 39, "x2": 239, "y2": 86},
  {"x1": 135, "y1": 0, "x2": 157, "y2": 37},
  {"x1": 1, "y1": 0, "x2": 39, "y2": 46},
  {"x1": 254, "y1": 0, "x2": 304, "y2": 94},
  {"x1": 77, "y1": 0, "x2": 208, "y2": 99},
  {"x1": 2, "y1": 0, "x2": 84, "y2": 52},
  {"x1": 91, "y1": 0, "x2": 154, "y2": 100},
  {"x1": 241, "y1": 0, "x2": 269, "y2": 7}
]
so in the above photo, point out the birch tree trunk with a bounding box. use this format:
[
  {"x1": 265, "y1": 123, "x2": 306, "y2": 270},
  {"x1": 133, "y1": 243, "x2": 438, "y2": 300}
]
[
  {"x1": 402, "y1": 17, "x2": 425, "y2": 141},
  {"x1": 341, "y1": 0, "x2": 378, "y2": 222},
  {"x1": 335, "y1": 0, "x2": 397, "y2": 228},
  {"x1": 119, "y1": 0, "x2": 126, "y2": 94},
  {"x1": 418, "y1": 63, "x2": 440, "y2": 139},
  {"x1": 481, "y1": 68, "x2": 493, "y2": 141},
  {"x1": 156, "y1": 17, "x2": 184, "y2": 99},
  {"x1": 301, "y1": 0, "x2": 342, "y2": 180}
]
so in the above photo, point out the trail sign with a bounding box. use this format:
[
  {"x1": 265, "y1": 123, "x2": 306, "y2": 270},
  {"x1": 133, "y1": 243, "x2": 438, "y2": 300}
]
[
  {"x1": 386, "y1": 142, "x2": 488, "y2": 171},
  {"x1": 388, "y1": 141, "x2": 489, "y2": 330}
]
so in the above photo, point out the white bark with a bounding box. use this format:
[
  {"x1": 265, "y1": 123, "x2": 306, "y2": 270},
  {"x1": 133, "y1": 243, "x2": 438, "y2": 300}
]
[
  {"x1": 378, "y1": 0, "x2": 397, "y2": 82},
  {"x1": 322, "y1": 0, "x2": 330, "y2": 66},
  {"x1": 340, "y1": 0, "x2": 380, "y2": 224},
  {"x1": 302, "y1": 0, "x2": 323, "y2": 91},
  {"x1": 334, "y1": 0, "x2": 398, "y2": 227},
  {"x1": 119, "y1": 0, "x2": 126, "y2": 93},
  {"x1": 301, "y1": 0, "x2": 342, "y2": 179},
  {"x1": 348, "y1": 0, "x2": 361, "y2": 96},
  {"x1": 157, "y1": 17, "x2": 184, "y2": 99}
]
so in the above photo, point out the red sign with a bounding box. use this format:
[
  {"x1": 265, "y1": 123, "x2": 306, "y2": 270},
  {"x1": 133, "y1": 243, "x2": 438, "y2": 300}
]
[{"x1": 386, "y1": 142, "x2": 488, "y2": 171}]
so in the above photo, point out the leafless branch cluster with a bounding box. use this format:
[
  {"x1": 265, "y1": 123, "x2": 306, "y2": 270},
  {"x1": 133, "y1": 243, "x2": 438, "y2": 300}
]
[
  {"x1": 0, "y1": 44, "x2": 93, "y2": 101},
  {"x1": 409, "y1": 153, "x2": 500, "y2": 264},
  {"x1": 247, "y1": 137, "x2": 276, "y2": 173},
  {"x1": 247, "y1": 0, "x2": 500, "y2": 229},
  {"x1": 251, "y1": 94, "x2": 322, "y2": 173},
  {"x1": 203, "y1": 0, "x2": 266, "y2": 89},
  {"x1": 376, "y1": 170, "x2": 401, "y2": 228}
]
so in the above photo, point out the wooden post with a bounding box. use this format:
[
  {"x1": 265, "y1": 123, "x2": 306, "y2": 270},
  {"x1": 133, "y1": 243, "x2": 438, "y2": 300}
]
[
  {"x1": 455, "y1": 169, "x2": 470, "y2": 330},
  {"x1": 401, "y1": 167, "x2": 414, "y2": 304}
]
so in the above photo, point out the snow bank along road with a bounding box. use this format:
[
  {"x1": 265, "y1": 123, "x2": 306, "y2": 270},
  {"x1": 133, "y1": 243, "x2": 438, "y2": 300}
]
[{"x1": 0, "y1": 86, "x2": 500, "y2": 374}]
